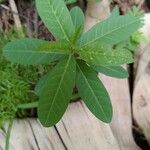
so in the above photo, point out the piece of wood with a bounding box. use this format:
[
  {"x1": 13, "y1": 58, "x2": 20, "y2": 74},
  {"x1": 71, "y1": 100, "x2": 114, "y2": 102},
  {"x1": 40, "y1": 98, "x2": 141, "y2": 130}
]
[
  {"x1": 133, "y1": 13, "x2": 150, "y2": 145},
  {"x1": 100, "y1": 74, "x2": 140, "y2": 150},
  {"x1": 9, "y1": 0, "x2": 22, "y2": 29},
  {"x1": 4, "y1": 119, "x2": 42, "y2": 150},
  {"x1": 133, "y1": 73, "x2": 150, "y2": 144},
  {"x1": 134, "y1": 14, "x2": 150, "y2": 84},
  {"x1": 0, "y1": 129, "x2": 15, "y2": 150},
  {"x1": 27, "y1": 119, "x2": 65, "y2": 150},
  {"x1": 56, "y1": 101, "x2": 120, "y2": 150},
  {"x1": 84, "y1": 0, "x2": 110, "y2": 30},
  {"x1": 9, "y1": 0, "x2": 24, "y2": 37},
  {"x1": 1, "y1": 119, "x2": 65, "y2": 150}
]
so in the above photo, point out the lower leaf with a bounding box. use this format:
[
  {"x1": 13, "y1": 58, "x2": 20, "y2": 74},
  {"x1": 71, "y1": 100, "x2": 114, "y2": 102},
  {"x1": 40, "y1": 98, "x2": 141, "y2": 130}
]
[
  {"x1": 38, "y1": 55, "x2": 76, "y2": 127},
  {"x1": 92, "y1": 65, "x2": 129, "y2": 79},
  {"x1": 76, "y1": 60, "x2": 112, "y2": 123},
  {"x1": 79, "y1": 48, "x2": 133, "y2": 66},
  {"x1": 34, "y1": 72, "x2": 50, "y2": 96},
  {"x1": 3, "y1": 38, "x2": 66, "y2": 65}
]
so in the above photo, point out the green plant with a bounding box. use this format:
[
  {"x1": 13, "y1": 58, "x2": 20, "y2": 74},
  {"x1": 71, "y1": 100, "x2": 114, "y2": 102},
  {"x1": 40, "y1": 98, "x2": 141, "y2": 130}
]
[
  {"x1": 0, "y1": 30, "x2": 34, "y2": 127},
  {"x1": 114, "y1": 6, "x2": 146, "y2": 52},
  {"x1": 64, "y1": 0, "x2": 77, "y2": 4},
  {"x1": 0, "y1": 29, "x2": 50, "y2": 150},
  {"x1": 2, "y1": 0, "x2": 143, "y2": 127},
  {"x1": 64, "y1": 0, "x2": 102, "y2": 4}
]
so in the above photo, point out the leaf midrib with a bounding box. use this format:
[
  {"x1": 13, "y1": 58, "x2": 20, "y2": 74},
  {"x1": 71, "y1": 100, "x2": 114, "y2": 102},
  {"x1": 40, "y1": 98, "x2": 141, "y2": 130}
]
[
  {"x1": 44, "y1": 55, "x2": 72, "y2": 125},
  {"x1": 4, "y1": 50, "x2": 67, "y2": 55},
  {"x1": 80, "y1": 18, "x2": 140, "y2": 47},
  {"x1": 77, "y1": 64, "x2": 108, "y2": 121}
]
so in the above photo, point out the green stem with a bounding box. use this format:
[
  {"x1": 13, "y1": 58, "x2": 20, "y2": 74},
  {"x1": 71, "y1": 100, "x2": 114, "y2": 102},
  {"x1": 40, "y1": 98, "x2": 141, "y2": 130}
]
[
  {"x1": 71, "y1": 93, "x2": 80, "y2": 101},
  {"x1": 5, "y1": 117, "x2": 14, "y2": 150},
  {"x1": 17, "y1": 94, "x2": 80, "y2": 109},
  {"x1": 17, "y1": 101, "x2": 38, "y2": 109}
]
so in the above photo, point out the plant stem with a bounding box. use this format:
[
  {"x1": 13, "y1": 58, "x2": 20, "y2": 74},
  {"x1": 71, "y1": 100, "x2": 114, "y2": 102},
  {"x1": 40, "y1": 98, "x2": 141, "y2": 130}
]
[
  {"x1": 71, "y1": 93, "x2": 80, "y2": 101},
  {"x1": 17, "y1": 94, "x2": 80, "y2": 109},
  {"x1": 5, "y1": 117, "x2": 14, "y2": 150},
  {"x1": 17, "y1": 101, "x2": 38, "y2": 109}
]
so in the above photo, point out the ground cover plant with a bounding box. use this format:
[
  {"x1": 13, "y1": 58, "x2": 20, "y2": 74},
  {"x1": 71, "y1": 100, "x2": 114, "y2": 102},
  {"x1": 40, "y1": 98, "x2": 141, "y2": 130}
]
[
  {"x1": 0, "y1": 29, "x2": 50, "y2": 150},
  {"x1": 2, "y1": 0, "x2": 144, "y2": 128},
  {"x1": 0, "y1": 29, "x2": 37, "y2": 127}
]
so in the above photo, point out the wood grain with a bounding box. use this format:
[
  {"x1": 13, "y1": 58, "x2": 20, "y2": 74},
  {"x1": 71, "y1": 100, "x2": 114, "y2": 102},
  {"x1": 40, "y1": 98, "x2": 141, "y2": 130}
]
[
  {"x1": 133, "y1": 13, "x2": 150, "y2": 145},
  {"x1": 101, "y1": 74, "x2": 140, "y2": 150},
  {"x1": 56, "y1": 101, "x2": 120, "y2": 150},
  {"x1": 2, "y1": 119, "x2": 65, "y2": 150}
]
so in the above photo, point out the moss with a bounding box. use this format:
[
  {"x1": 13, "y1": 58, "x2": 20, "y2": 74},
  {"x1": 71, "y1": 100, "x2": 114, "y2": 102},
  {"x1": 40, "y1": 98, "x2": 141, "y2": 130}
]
[{"x1": 0, "y1": 29, "x2": 48, "y2": 127}]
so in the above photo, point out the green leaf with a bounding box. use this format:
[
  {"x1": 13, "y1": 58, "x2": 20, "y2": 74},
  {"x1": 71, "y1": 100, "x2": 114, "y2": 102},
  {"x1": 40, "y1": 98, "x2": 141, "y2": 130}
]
[
  {"x1": 92, "y1": 65, "x2": 129, "y2": 78},
  {"x1": 3, "y1": 38, "x2": 67, "y2": 65},
  {"x1": 64, "y1": 0, "x2": 77, "y2": 4},
  {"x1": 78, "y1": 42, "x2": 134, "y2": 66},
  {"x1": 111, "y1": 7, "x2": 120, "y2": 17},
  {"x1": 70, "y1": 27, "x2": 83, "y2": 45},
  {"x1": 35, "y1": 72, "x2": 50, "y2": 96},
  {"x1": 37, "y1": 41, "x2": 71, "y2": 52},
  {"x1": 76, "y1": 60, "x2": 112, "y2": 123},
  {"x1": 78, "y1": 15, "x2": 142, "y2": 47},
  {"x1": 127, "y1": 6, "x2": 144, "y2": 20},
  {"x1": 86, "y1": 0, "x2": 102, "y2": 2},
  {"x1": 70, "y1": 7, "x2": 85, "y2": 44},
  {"x1": 36, "y1": 0, "x2": 75, "y2": 41},
  {"x1": 38, "y1": 55, "x2": 76, "y2": 127},
  {"x1": 70, "y1": 7, "x2": 84, "y2": 31}
]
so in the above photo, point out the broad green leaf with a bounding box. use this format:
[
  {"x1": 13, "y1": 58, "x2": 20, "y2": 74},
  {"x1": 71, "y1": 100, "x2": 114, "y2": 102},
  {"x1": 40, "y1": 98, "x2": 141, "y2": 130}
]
[
  {"x1": 35, "y1": 41, "x2": 70, "y2": 96},
  {"x1": 78, "y1": 15, "x2": 142, "y2": 47},
  {"x1": 92, "y1": 65, "x2": 129, "y2": 78},
  {"x1": 128, "y1": 6, "x2": 144, "y2": 20},
  {"x1": 36, "y1": 0, "x2": 75, "y2": 41},
  {"x1": 69, "y1": 7, "x2": 84, "y2": 44},
  {"x1": 35, "y1": 71, "x2": 50, "y2": 96},
  {"x1": 76, "y1": 60, "x2": 112, "y2": 123},
  {"x1": 70, "y1": 7, "x2": 84, "y2": 31},
  {"x1": 78, "y1": 42, "x2": 134, "y2": 66},
  {"x1": 64, "y1": 0, "x2": 77, "y2": 4},
  {"x1": 111, "y1": 7, "x2": 120, "y2": 17},
  {"x1": 37, "y1": 41, "x2": 71, "y2": 52},
  {"x1": 3, "y1": 38, "x2": 67, "y2": 65},
  {"x1": 70, "y1": 26, "x2": 83, "y2": 45},
  {"x1": 38, "y1": 56, "x2": 76, "y2": 127}
]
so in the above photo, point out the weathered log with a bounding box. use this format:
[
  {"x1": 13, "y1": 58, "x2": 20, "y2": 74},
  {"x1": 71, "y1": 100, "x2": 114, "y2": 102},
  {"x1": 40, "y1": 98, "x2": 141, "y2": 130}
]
[
  {"x1": 101, "y1": 74, "x2": 140, "y2": 150},
  {"x1": 56, "y1": 102, "x2": 120, "y2": 150},
  {"x1": 133, "y1": 13, "x2": 150, "y2": 145},
  {"x1": 1, "y1": 119, "x2": 65, "y2": 150}
]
